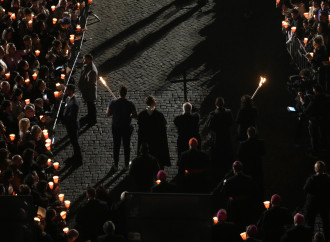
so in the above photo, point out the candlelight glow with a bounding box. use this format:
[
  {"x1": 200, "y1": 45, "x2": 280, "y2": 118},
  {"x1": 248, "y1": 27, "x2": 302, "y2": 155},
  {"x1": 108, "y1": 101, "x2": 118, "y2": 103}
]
[
  {"x1": 304, "y1": 38, "x2": 308, "y2": 44},
  {"x1": 63, "y1": 227, "x2": 69, "y2": 233},
  {"x1": 53, "y1": 176, "x2": 59, "y2": 184},
  {"x1": 303, "y1": 12, "x2": 309, "y2": 18},
  {"x1": 5, "y1": 73, "x2": 10, "y2": 79},
  {"x1": 53, "y1": 18, "x2": 57, "y2": 24},
  {"x1": 76, "y1": 24, "x2": 81, "y2": 31},
  {"x1": 25, "y1": 79, "x2": 30, "y2": 85},
  {"x1": 34, "y1": 217, "x2": 40, "y2": 222},
  {"x1": 264, "y1": 201, "x2": 270, "y2": 209},
  {"x1": 25, "y1": 99, "x2": 30, "y2": 104},
  {"x1": 240, "y1": 232, "x2": 247, "y2": 240},
  {"x1": 54, "y1": 91, "x2": 60, "y2": 98},
  {"x1": 61, "y1": 74, "x2": 65, "y2": 79},
  {"x1": 35, "y1": 50, "x2": 40, "y2": 56},
  {"x1": 11, "y1": 13, "x2": 15, "y2": 20},
  {"x1": 9, "y1": 134, "x2": 15, "y2": 141},
  {"x1": 51, "y1": 5, "x2": 55, "y2": 11},
  {"x1": 53, "y1": 162, "x2": 59, "y2": 170},
  {"x1": 43, "y1": 129, "x2": 48, "y2": 139},
  {"x1": 59, "y1": 194, "x2": 64, "y2": 202},
  {"x1": 310, "y1": 52, "x2": 314, "y2": 58},
  {"x1": 291, "y1": 26, "x2": 296, "y2": 33},
  {"x1": 60, "y1": 211, "x2": 67, "y2": 219},
  {"x1": 99, "y1": 77, "x2": 117, "y2": 98},
  {"x1": 45, "y1": 143, "x2": 51, "y2": 150},
  {"x1": 48, "y1": 181, "x2": 54, "y2": 190},
  {"x1": 213, "y1": 216, "x2": 218, "y2": 224},
  {"x1": 28, "y1": 20, "x2": 33, "y2": 27},
  {"x1": 64, "y1": 200, "x2": 71, "y2": 208},
  {"x1": 47, "y1": 159, "x2": 52, "y2": 166},
  {"x1": 32, "y1": 72, "x2": 37, "y2": 80},
  {"x1": 156, "y1": 180, "x2": 161, "y2": 184}
]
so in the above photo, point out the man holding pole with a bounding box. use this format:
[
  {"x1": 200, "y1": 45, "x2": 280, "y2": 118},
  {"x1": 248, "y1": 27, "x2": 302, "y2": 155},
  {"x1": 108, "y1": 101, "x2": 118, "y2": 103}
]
[
  {"x1": 106, "y1": 85, "x2": 137, "y2": 170},
  {"x1": 78, "y1": 54, "x2": 98, "y2": 125}
]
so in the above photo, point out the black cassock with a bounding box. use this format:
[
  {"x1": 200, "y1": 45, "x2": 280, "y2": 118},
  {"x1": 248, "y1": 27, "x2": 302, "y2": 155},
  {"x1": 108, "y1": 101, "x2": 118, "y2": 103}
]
[{"x1": 137, "y1": 109, "x2": 171, "y2": 167}]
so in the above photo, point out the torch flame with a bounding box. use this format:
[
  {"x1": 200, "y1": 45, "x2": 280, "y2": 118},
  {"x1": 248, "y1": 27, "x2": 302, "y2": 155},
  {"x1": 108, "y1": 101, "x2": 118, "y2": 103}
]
[
  {"x1": 259, "y1": 77, "x2": 266, "y2": 87},
  {"x1": 100, "y1": 76, "x2": 106, "y2": 86}
]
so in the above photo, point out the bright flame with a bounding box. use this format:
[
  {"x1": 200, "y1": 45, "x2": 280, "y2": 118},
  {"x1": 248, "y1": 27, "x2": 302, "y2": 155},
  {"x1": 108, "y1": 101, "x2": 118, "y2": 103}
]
[
  {"x1": 259, "y1": 77, "x2": 266, "y2": 87},
  {"x1": 99, "y1": 76, "x2": 107, "y2": 86}
]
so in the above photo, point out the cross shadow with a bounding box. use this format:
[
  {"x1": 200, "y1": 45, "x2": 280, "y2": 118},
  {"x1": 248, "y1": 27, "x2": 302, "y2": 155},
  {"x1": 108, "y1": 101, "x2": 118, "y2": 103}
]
[{"x1": 97, "y1": 4, "x2": 202, "y2": 74}]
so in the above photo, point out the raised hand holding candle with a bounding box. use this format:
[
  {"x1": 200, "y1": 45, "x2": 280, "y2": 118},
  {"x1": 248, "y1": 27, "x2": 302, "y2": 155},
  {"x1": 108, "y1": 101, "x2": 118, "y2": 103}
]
[{"x1": 264, "y1": 201, "x2": 270, "y2": 209}]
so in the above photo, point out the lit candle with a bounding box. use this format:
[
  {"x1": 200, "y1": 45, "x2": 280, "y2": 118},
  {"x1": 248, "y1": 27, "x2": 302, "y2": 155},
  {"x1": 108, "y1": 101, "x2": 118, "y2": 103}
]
[
  {"x1": 25, "y1": 99, "x2": 30, "y2": 104},
  {"x1": 304, "y1": 38, "x2": 308, "y2": 44},
  {"x1": 185, "y1": 170, "x2": 189, "y2": 174},
  {"x1": 60, "y1": 211, "x2": 67, "y2": 219},
  {"x1": 11, "y1": 13, "x2": 15, "y2": 20},
  {"x1": 240, "y1": 232, "x2": 247, "y2": 240},
  {"x1": 45, "y1": 138, "x2": 51, "y2": 145},
  {"x1": 328, "y1": 15, "x2": 330, "y2": 21},
  {"x1": 77, "y1": 2, "x2": 80, "y2": 8},
  {"x1": 39, "y1": 115, "x2": 43, "y2": 120},
  {"x1": 51, "y1": 5, "x2": 55, "y2": 11},
  {"x1": 88, "y1": 0, "x2": 92, "y2": 4},
  {"x1": 35, "y1": 50, "x2": 40, "y2": 56},
  {"x1": 69, "y1": 36, "x2": 74, "y2": 44},
  {"x1": 25, "y1": 78, "x2": 30, "y2": 85},
  {"x1": 276, "y1": 0, "x2": 280, "y2": 4},
  {"x1": 32, "y1": 14, "x2": 34, "y2": 19},
  {"x1": 54, "y1": 91, "x2": 60, "y2": 98},
  {"x1": 53, "y1": 18, "x2": 57, "y2": 24},
  {"x1": 9, "y1": 134, "x2": 15, "y2": 141},
  {"x1": 58, "y1": 193, "x2": 64, "y2": 202},
  {"x1": 48, "y1": 181, "x2": 54, "y2": 189},
  {"x1": 8, "y1": 12, "x2": 12, "y2": 16},
  {"x1": 53, "y1": 162, "x2": 59, "y2": 170},
  {"x1": 263, "y1": 201, "x2": 270, "y2": 209},
  {"x1": 5, "y1": 73, "x2": 10, "y2": 79},
  {"x1": 34, "y1": 217, "x2": 40, "y2": 222},
  {"x1": 291, "y1": 26, "x2": 296, "y2": 33},
  {"x1": 28, "y1": 20, "x2": 33, "y2": 27},
  {"x1": 61, "y1": 74, "x2": 65, "y2": 79},
  {"x1": 53, "y1": 176, "x2": 59, "y2": 184},
  {"x1": 45, "y1": 143, "x2": 51, "y2": 150},
  {"x1": 63, "y1": 227, "x2": 69, "y2": 233},
  {"x1": 303, "y1": 12, "x2": 309, "y2": 18},
  {"x1": 32, "y1": 72, "x2": 37, "y2": 80},
  {"x1": 213, "y1": 217, "x2": 218, "y2": 224},
  {"x1": 310, "y1": 52, "x2": 314, "y2": 58},
  {"x1": 43, "y1": 129, "x2": 48, "y2": 139},
  {"x1": 64, "y1": 200, "x2": 71, "y2": 208},
  {"x1": 156, "y1": 180, "x2": 161, "y2": 184},
  {"x1": 56, "y1": 82, "x2": 60, "y2": 88},
  {"x1": 47, "y1": 159, "x2": 52, "y2": 166},
  {"x1": 65, "y1": 50, "x2": 68, "y2": 56},
  {"x1": 283, "y1": 22, "x2": 288, "y2": 29},
  {"x1": 76, "y1": 24, "x2": 81, "y2": 32},
  {"x1": 329, "y1": 57, "x2": 330, "y2": 62}
]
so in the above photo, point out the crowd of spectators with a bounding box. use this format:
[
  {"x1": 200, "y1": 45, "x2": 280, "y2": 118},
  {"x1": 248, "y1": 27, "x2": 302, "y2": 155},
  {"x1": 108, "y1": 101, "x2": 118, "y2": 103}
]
[{"x1": 0, "y1": 0, "x2": 90, "y2": 241}]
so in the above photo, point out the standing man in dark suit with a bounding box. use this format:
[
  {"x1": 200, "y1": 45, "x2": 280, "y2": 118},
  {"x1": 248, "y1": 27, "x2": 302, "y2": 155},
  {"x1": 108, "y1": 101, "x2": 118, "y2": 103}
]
[
  {"x1": 63, "y1": 84, "x2": 82, "y2": 166},
  {"x1": 107, "y1": 85, "x2": 137, "y2": 170},
  {"x1": 237, "y1": 126, "x2": 266, "y2": 198},
  {"x1": 78, "y1": 54, "x2": 98, "y2": 125},
  {"x1": 207, "y1": 96, "x2": 234, "y2": 177},
  {"x1": 303, "y1": 160, "x2": 330, "y2": 241}
]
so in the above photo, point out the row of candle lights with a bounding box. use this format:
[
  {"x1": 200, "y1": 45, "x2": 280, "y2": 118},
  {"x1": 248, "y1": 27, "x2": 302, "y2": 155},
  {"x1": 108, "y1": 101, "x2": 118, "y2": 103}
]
[{"x1": 212, "y1": 201, "x2": 271, "y2": 240}]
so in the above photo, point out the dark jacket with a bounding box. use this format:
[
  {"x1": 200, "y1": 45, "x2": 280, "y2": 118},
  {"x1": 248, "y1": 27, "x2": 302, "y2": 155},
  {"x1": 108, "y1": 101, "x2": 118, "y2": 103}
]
[
  {"x1": 280, "y1": 225, "x2": 312, "y2": 242},
  {"x1": 63, "y1": 95, "x2": 79, "y2": 128},
  {"x1": 78, "y1": 62, "x2": 98, "y2": 102}
]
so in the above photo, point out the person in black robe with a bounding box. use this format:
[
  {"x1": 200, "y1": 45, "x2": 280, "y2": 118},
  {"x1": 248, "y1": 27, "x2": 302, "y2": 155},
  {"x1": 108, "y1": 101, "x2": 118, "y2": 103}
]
[
  {"x1": 129, "y1": 143, "x2": 160, "y2": 192},
  {"x1": 257, "y1": 194, "x2": 292, "y2": 242},
  {"x1": 303, "y1": 161, "x2": 330, "y2": 241},
  {"x1": 97, "y1": 221, "x2": 126, "y2": 242},
  {"x1": 76, "y1": 187, "x2": 109, "y2": 242},
  {"x1": 137, "y1": 96, "x2": 170, "y2": 168},
  {"x1": 236, "y1": 95, "x2": 257, "y2": 141},
  {"x1": 237, "y1": 126, "x2": 265, "y2": 198},
  {"x1": 174, "y1": 101, "x2": 200, "y2": 160}
]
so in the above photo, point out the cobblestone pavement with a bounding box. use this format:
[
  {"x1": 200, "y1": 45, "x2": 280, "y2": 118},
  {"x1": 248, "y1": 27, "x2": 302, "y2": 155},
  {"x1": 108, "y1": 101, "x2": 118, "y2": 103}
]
[{"x1": 53, "y1": 0, "x2": 215, "y2": 218}]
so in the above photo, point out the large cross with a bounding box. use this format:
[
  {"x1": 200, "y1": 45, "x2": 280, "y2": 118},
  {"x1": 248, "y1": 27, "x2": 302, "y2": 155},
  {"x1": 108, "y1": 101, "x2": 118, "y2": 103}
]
[{"x1": 170, "y1": 72, "x2": 198, "y2": 101}]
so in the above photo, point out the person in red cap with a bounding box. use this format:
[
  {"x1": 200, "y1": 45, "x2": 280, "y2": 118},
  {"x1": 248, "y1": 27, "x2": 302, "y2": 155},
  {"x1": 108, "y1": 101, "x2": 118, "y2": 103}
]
[
  {"x1": 151, "y1": 170, "x2": 177, "y2": 193},
  {"x1": 281, "y1": 213, "x2": 312, "y2": 242},
  {"x1": 212, "y1": 208, "x2": 241, "y2": 242},
  {"x1": 258, "y1": 194, "x2": 292, "y2": 242},
  {"x1": 177, "y1": 138, "x2": 210, "y2": 192}
]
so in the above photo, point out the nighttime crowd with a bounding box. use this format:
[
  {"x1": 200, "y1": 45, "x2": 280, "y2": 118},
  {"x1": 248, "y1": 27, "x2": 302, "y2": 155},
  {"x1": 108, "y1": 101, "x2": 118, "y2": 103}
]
[{"x1": 0, "y1": 0, "x2": 330, "y2": 241}]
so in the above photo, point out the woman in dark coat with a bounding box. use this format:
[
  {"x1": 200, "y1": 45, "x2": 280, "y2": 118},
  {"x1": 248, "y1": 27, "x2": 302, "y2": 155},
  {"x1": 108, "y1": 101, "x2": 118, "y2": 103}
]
[
  {"x1": 137, "y1": 96, "x2": 170, "y2": 168},
  {"x1": 236, "y1": 95, "x2": 257, "y2": 141}
]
